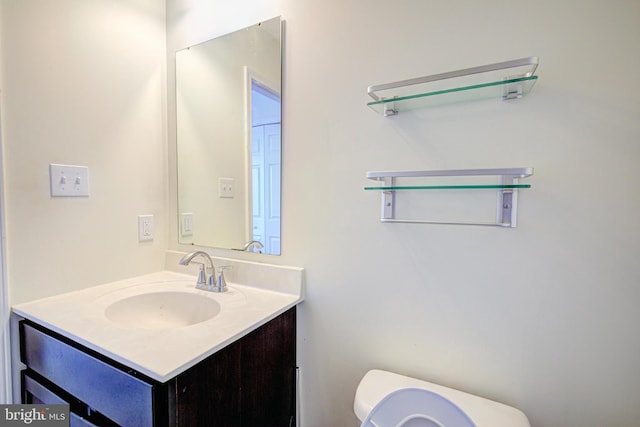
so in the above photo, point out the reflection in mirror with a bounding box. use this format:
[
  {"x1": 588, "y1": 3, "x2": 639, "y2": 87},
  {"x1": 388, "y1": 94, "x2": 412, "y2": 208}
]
[{"x1": 176, "y1": 17, "x2": 282, "y2": 255}]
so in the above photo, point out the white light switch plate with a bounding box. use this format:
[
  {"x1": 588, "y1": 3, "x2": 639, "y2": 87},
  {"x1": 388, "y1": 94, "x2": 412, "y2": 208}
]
[
  {"x1": 49, "y1": 164, "x2": 89, "y2": 197},
  {"x1": 218, "y1": 177, "x2": 235, "y2": 198}
]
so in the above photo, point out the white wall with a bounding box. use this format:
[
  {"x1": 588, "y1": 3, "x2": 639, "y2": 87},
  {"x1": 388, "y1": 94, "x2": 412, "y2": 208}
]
[
  {"x1": 168, "y1": 1, "x2": 640, "y2": 426},
  {"x1": 0, "y1": 0, "x2": 168, "y2": 305}
]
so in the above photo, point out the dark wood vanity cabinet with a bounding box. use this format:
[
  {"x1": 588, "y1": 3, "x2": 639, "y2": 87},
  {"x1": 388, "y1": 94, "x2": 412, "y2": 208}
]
[{"x1": 20, "y1": 307, "x2": 297, "y2": 427}]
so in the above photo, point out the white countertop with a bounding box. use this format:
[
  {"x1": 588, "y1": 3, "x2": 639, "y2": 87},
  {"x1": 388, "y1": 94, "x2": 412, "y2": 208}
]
[{"x1": 13, "y1": 269, "x2": 303, "y2": 382}]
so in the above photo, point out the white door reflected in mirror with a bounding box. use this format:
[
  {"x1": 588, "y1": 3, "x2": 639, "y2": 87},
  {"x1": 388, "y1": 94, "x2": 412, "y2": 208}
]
[{"x1": 250, "y1": 77, "x2": 281, "y2": 255}]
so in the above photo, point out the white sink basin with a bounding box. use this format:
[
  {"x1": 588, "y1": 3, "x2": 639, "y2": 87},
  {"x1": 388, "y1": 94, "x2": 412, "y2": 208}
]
[{"x1": 104, "y1": 291, "x2": 221, "y2": 329}]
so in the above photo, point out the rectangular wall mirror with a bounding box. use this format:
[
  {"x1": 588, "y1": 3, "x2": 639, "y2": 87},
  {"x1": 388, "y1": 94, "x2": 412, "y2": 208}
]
[{"x1": 176, "y1": 17, "x2": 282, "y2": 255}]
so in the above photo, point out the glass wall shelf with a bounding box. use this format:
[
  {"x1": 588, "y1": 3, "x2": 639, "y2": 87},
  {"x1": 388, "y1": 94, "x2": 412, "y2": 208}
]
[
  {"x1": 367, "y1": 57, "x2": 539, "y2": 116},
  {"x1": 365, "y1": 168, "x2": 533, "y2": 227},
  {"x1": 364, "y1": 184, "x2": 531, "y2": 191}
]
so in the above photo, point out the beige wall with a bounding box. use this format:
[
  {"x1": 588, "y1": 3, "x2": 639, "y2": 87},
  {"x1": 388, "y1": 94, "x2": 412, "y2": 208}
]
[
  {"x1": 1, "y1": 0, "x2": 168, "y2": 305},
  {"x1": 169, "y1": 1, "x2": 640, "y2": 426}
]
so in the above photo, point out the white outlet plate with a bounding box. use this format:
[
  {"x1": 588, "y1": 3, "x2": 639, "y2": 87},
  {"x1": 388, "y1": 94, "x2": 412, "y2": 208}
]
[
  {"x1": 138, "y1": 215, "x2": 154, "y2": 241},
  {"x1": 50, "y1": 164, "x2": 89, "y2": 197},
  {"x1": 181, "y1": 213, "x2": 193, "y2": 236},
  {"x1": 218, "y1": 177, "x2": 235, "y2": 198}
]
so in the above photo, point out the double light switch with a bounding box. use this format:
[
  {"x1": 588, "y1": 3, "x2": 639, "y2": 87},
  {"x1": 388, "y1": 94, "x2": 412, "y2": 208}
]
[{"x1": 49, "y1": 164, "x2": 89, "y2": 197}]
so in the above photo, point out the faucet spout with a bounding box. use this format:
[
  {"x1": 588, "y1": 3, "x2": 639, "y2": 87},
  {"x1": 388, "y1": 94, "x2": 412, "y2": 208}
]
[
  {"x1": 179, "y1": 251, "x2": 217, "y2": 291},
  {"x1": 242, "y1": 240, "x2": 264, "y2": 253}
]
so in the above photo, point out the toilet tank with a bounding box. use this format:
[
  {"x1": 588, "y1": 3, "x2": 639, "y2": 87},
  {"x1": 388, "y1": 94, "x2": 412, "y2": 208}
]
[{"x1": 354, "y1": 369, "x2": 530, "y2": 427}]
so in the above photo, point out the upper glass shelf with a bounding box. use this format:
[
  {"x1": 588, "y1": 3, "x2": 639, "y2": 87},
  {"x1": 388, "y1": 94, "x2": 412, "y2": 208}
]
[{"x1": 367, "y1": 57, "x2": 539, "y2": 116}]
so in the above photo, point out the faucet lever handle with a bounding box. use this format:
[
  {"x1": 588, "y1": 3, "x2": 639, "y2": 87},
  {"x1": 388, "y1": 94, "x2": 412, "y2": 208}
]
[
  {"x1": 212, "y1": 266, "x2": 232, "y2": 293},
  {"x1": 218, "y1": 265, "x2": 232, "y2": 275},
  {"x1": 191, "y1": 262, "x2": 207, "y2": 289}
]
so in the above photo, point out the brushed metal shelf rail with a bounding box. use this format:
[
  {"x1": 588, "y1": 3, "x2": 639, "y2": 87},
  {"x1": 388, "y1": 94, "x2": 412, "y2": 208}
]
[
  {"x1": 366, "y1": 168, "x2": 533, "y2": 180},
  {"x1": 365, "y1": 168, "x2": 533, "y2": 227}
]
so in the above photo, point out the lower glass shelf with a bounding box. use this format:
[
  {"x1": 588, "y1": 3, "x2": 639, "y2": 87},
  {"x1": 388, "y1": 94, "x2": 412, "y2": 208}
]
[{"x1": 365, "y1": 167, "x2": 533, "y2": 227}]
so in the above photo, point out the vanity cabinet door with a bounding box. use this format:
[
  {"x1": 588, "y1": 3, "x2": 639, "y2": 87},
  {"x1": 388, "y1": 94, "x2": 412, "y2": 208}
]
[
  {"x1": 172, "y1": 338, "x2": 243, "y2": 426},
  {"x1": 240, "y1": 307, "x2": 296, "y2": 427},
  {"x1": 172, "y1": 307, "x2": 296, "y2": 427}
]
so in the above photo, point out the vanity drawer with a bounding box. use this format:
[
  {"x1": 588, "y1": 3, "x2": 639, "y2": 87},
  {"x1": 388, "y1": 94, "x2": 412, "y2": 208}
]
[
  {"x1": 20, "y1": 321, "x2": 157, "y2": 427},
  {"x1": 23, "y1": 371, "x2": 108, "y2": 427}
]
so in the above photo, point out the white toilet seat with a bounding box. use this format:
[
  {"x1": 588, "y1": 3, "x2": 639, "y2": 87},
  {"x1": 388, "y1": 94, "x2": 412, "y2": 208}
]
[
  {"x1": 355, "y1": 370, "x2": 530, "y2": 427},
  {"x1": 361, "y1": 388, "x2": 477, "y2": 427}
]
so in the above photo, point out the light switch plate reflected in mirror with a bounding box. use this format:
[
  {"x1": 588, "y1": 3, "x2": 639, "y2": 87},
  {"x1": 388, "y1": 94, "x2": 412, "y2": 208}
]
[
  {"x1": 218, "y1": 178, "x2": 235, "y2": 198},
  {"x1": 181, "y1": 213, "x2": 193, "y2": 236}
]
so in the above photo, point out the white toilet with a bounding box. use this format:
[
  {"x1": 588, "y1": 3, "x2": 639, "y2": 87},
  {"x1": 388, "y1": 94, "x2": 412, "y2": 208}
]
[{"x1": 354, "y1": 370, "x2": 530, "y2": 427}]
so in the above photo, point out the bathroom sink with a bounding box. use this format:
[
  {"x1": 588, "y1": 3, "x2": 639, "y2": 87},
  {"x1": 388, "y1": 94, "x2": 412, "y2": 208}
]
[{"x1": 104, "y1": 291, "x2": 221, "y2": 329}]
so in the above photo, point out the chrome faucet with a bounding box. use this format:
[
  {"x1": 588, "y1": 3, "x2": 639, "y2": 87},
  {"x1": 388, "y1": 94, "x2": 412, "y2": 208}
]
[
  {"x1": 179, "y1": 251, "x2": 227, "y2": 292},
  {"x1": 242, "y1": 240, "x2": 264, "y2": 253}
]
